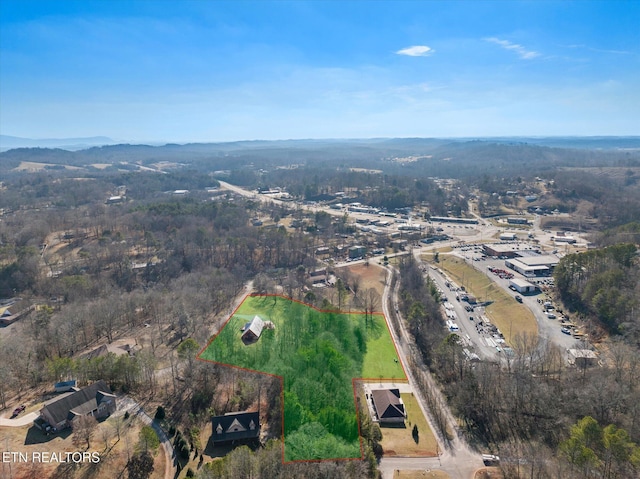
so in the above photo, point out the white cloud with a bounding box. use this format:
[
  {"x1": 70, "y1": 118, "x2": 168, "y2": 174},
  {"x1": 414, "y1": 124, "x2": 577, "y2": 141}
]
[
  {"x1": 485, "y1": 37, "x2": 540, "y2": 59},
  {"x1": 396, "y1": 45, "x2": 434, "y2": 57}
]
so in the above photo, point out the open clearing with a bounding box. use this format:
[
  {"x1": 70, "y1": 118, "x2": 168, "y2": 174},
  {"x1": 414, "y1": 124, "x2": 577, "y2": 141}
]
[
  {"x1": 379, "y1": 393, "x2": 438, "y2": 457},
  {"x1": 198, "y1": 294, "x2": 407, "y2": 462},
  {"x1": 13, "y1": 161, "x2": 83, "y2": 171},
  {"x1": 436, "y1": 256, "x2": 538, "y2": 346},
  {"x1": 0, "y1": 416, "x2": 165, "y2": 479},
  {"x1": 346, "y1": 262, "x2": 386, "y2": 298},
  {"x1": 393, "y1": 470, "x2": 451, "y2": 478}
]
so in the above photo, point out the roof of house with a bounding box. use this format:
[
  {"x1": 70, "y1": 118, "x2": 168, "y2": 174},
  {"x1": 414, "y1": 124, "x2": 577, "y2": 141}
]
[
  {"x1": 371, "y1": 388, "x2": 406, "y2": 420},
  {"x1": 211, "y1": 411, "x2": 260, "y2": 443},
  {"x1": 241, "y1": 316, "x2": 264, "y2": 341},
  {"x1": 42, "y1": 380, "x2": 114, "y2": 425}
]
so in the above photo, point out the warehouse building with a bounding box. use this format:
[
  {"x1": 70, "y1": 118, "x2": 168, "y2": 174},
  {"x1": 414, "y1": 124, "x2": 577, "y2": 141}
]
[
  {"x1": 505, "y1": 254, "x2": 559, "y2": 277},
  {"x1": 483, "y1": 243, "x2": 522, "y2": 258},
  {"x1": 509, "y1": 278, "x2": 538, "y2": 294}
]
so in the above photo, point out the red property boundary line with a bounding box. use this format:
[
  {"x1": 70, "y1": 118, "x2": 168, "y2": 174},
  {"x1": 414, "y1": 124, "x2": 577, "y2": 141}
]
[{"x1": 196, "y1": 293, "x2": 409, "y2": 464}]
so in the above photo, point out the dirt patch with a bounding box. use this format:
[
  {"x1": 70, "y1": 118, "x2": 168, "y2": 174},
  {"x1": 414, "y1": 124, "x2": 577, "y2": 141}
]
[
  {"x1": 393, "y1": 470, "x2": 451, "y2": 478},
  {"x1": 346, "y1": 263, "x2": 387, "y2": 298},
  {"x1": 474, "y1": 467, "x2": 503, "y2": 479}
]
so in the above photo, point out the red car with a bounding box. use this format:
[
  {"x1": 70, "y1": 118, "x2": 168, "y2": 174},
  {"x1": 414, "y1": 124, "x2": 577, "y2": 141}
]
[{"x1": 11, "y1": 405, "x2": 26, "y2": 418}]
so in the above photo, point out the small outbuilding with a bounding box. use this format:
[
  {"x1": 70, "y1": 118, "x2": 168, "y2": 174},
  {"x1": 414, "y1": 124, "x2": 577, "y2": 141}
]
[
  {"x1": 568, "y1": 349, "x2": 598, "y2": 368},
  {"x1": 509, "y1": 278, "x2": 537, "y2": 294},
  {"x1": 241, "y1": 316, "x2": 265, "y2": 343}
]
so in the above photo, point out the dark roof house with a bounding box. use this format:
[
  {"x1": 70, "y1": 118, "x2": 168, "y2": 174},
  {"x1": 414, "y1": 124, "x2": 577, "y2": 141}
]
[
  {"x1": 40, "y1": 380, "x2": 116, "y2": 430},
  {"x1": 211, "y1": 411, "x2": 260, "y2": 445},
  {"x1": 371, "y1": 388, "x2": 406, "y2": 424}
]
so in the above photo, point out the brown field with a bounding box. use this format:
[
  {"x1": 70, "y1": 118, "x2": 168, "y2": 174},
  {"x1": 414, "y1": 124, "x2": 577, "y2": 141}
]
[
  {"x1": 437, "y1": 256, "x2": 538, "y2": 346},
  {"x1": 474, "y1": 467, "x2": 504, "y2": 479},
  {"x1": 1, "y1": 416, "x2": 166, "y2": 479},
  {"x1": 379, "y1": 393, "x2": 438, "y2": 457},
  {"x1": 346, "y1": 262, "x2": 387, "y2": 298},
  {"x1": 13, "y1": 161, "x2": 83, "y2": 172},
  {"x1": 393, "y1": 470, "x2": 450, "y2": 479}
]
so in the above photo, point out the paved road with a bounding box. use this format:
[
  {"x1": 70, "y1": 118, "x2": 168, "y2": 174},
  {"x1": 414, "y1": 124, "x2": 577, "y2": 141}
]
[
  {"x1": 119, "y1": 397, "x2": 176, "y2": 479},
  {"x1": 378, "y1": 266, "x2": 484, "y2": 479}
]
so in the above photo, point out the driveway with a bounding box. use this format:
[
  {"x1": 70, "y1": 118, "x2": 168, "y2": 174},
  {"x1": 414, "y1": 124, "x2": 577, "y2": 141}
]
[{"x1": 0, "y1": 411, "x2": 38, "y2": 427}]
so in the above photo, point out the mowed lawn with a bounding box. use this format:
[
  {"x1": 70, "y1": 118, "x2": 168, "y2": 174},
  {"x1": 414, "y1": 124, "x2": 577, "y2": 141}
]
[
  {"x1": 199, "y1": 295, "x2": 406, "y2": 461},
  {"x1": 362, "y1": 313, "x2": 404, "y2": 379},
  {"x1": 436, "y1": 256, "x2": 538, "y2": 346},
  {"x1": 379, "y1": 394, "x2": 438, "y2": 457}
]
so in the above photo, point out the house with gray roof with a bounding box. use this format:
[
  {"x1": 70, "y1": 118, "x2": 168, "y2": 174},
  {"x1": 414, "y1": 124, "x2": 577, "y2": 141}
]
[
  {"x1": 241, "y1": 315, "x2": 265, "y2": 343},
  {"x1": 39, "y1": 380, "x2": 116, "y2": 431}
]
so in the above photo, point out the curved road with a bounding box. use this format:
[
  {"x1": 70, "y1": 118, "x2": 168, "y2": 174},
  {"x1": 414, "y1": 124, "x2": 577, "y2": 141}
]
[{"x1": 378, "y1": 265, "x2": 484, "y2": 479}]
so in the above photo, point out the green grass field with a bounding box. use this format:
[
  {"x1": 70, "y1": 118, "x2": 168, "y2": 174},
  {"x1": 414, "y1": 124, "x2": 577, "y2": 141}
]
[{"x1": 198, "y1": 294, "x2": 406, "y2": 462}]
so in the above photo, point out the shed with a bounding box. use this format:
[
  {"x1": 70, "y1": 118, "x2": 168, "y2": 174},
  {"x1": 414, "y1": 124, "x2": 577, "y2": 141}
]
[
  {"x1": 568, "y1": 349, "x2": 598, "y2": 368},
  {"x1": 509, "y1": 278, "x2": 537, "y2": 294},
  {"x1": 241, "y1": 316, "x2": 265, "y2": 343}
]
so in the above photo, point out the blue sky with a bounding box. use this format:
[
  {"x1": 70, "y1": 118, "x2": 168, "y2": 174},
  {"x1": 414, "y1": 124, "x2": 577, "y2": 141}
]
[{"x1": 1, "y1": 0, "x2": 638, "y2": 142}]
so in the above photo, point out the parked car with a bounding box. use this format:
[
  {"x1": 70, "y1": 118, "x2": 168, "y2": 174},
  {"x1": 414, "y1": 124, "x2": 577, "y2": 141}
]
[
  {"x1": 515, "y1": 295, "x2": 523, "y2": 303},
  {"x1": 561, "y1": 327, "x2": 571, "y2": 335},
  {"x1": 11, "y1": 405, "x2": 26, "y2": 418}
]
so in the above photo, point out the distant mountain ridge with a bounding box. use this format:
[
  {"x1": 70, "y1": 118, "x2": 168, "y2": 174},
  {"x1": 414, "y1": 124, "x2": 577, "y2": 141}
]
[{"x1": 0, "y1": 135, "x2": 117, "y2": 151}]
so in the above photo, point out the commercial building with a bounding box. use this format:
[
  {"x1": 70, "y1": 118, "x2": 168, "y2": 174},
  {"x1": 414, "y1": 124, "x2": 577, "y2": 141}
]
[
  {"x1": 509, "y1": 278, "x2": 537, "y2": 294},
  {"x1": 430, "y1": 216, "x2": 478, "y2": 225},
  {"x1": 482, "y1": 243, "x2": 522, "y2": 258},
  {"x1": 505, "y1": 254, "x2": 559, "y2": 277}
]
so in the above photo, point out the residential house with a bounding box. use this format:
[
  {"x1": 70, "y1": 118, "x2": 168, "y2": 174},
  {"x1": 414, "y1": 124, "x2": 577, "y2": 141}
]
[
  {"x1": 371, "y1": 388, "x2": 406, "y2": 424},
  {"x1": 211, "y1": 411, "x2": 260, "y2": 446},
  {"x1": 39, "y1": 380, "x2": 116, "y2": 431}
]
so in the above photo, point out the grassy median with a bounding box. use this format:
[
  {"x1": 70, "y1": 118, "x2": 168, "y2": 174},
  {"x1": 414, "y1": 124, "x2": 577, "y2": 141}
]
[{"x1": 436, "y1": 256, "x2": 538, "y2": 346}]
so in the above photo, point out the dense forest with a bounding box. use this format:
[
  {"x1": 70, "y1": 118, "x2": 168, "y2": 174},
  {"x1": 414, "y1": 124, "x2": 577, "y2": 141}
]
[{"x1": 554, "y1": 243, "x2": 639, "y2": 342}]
